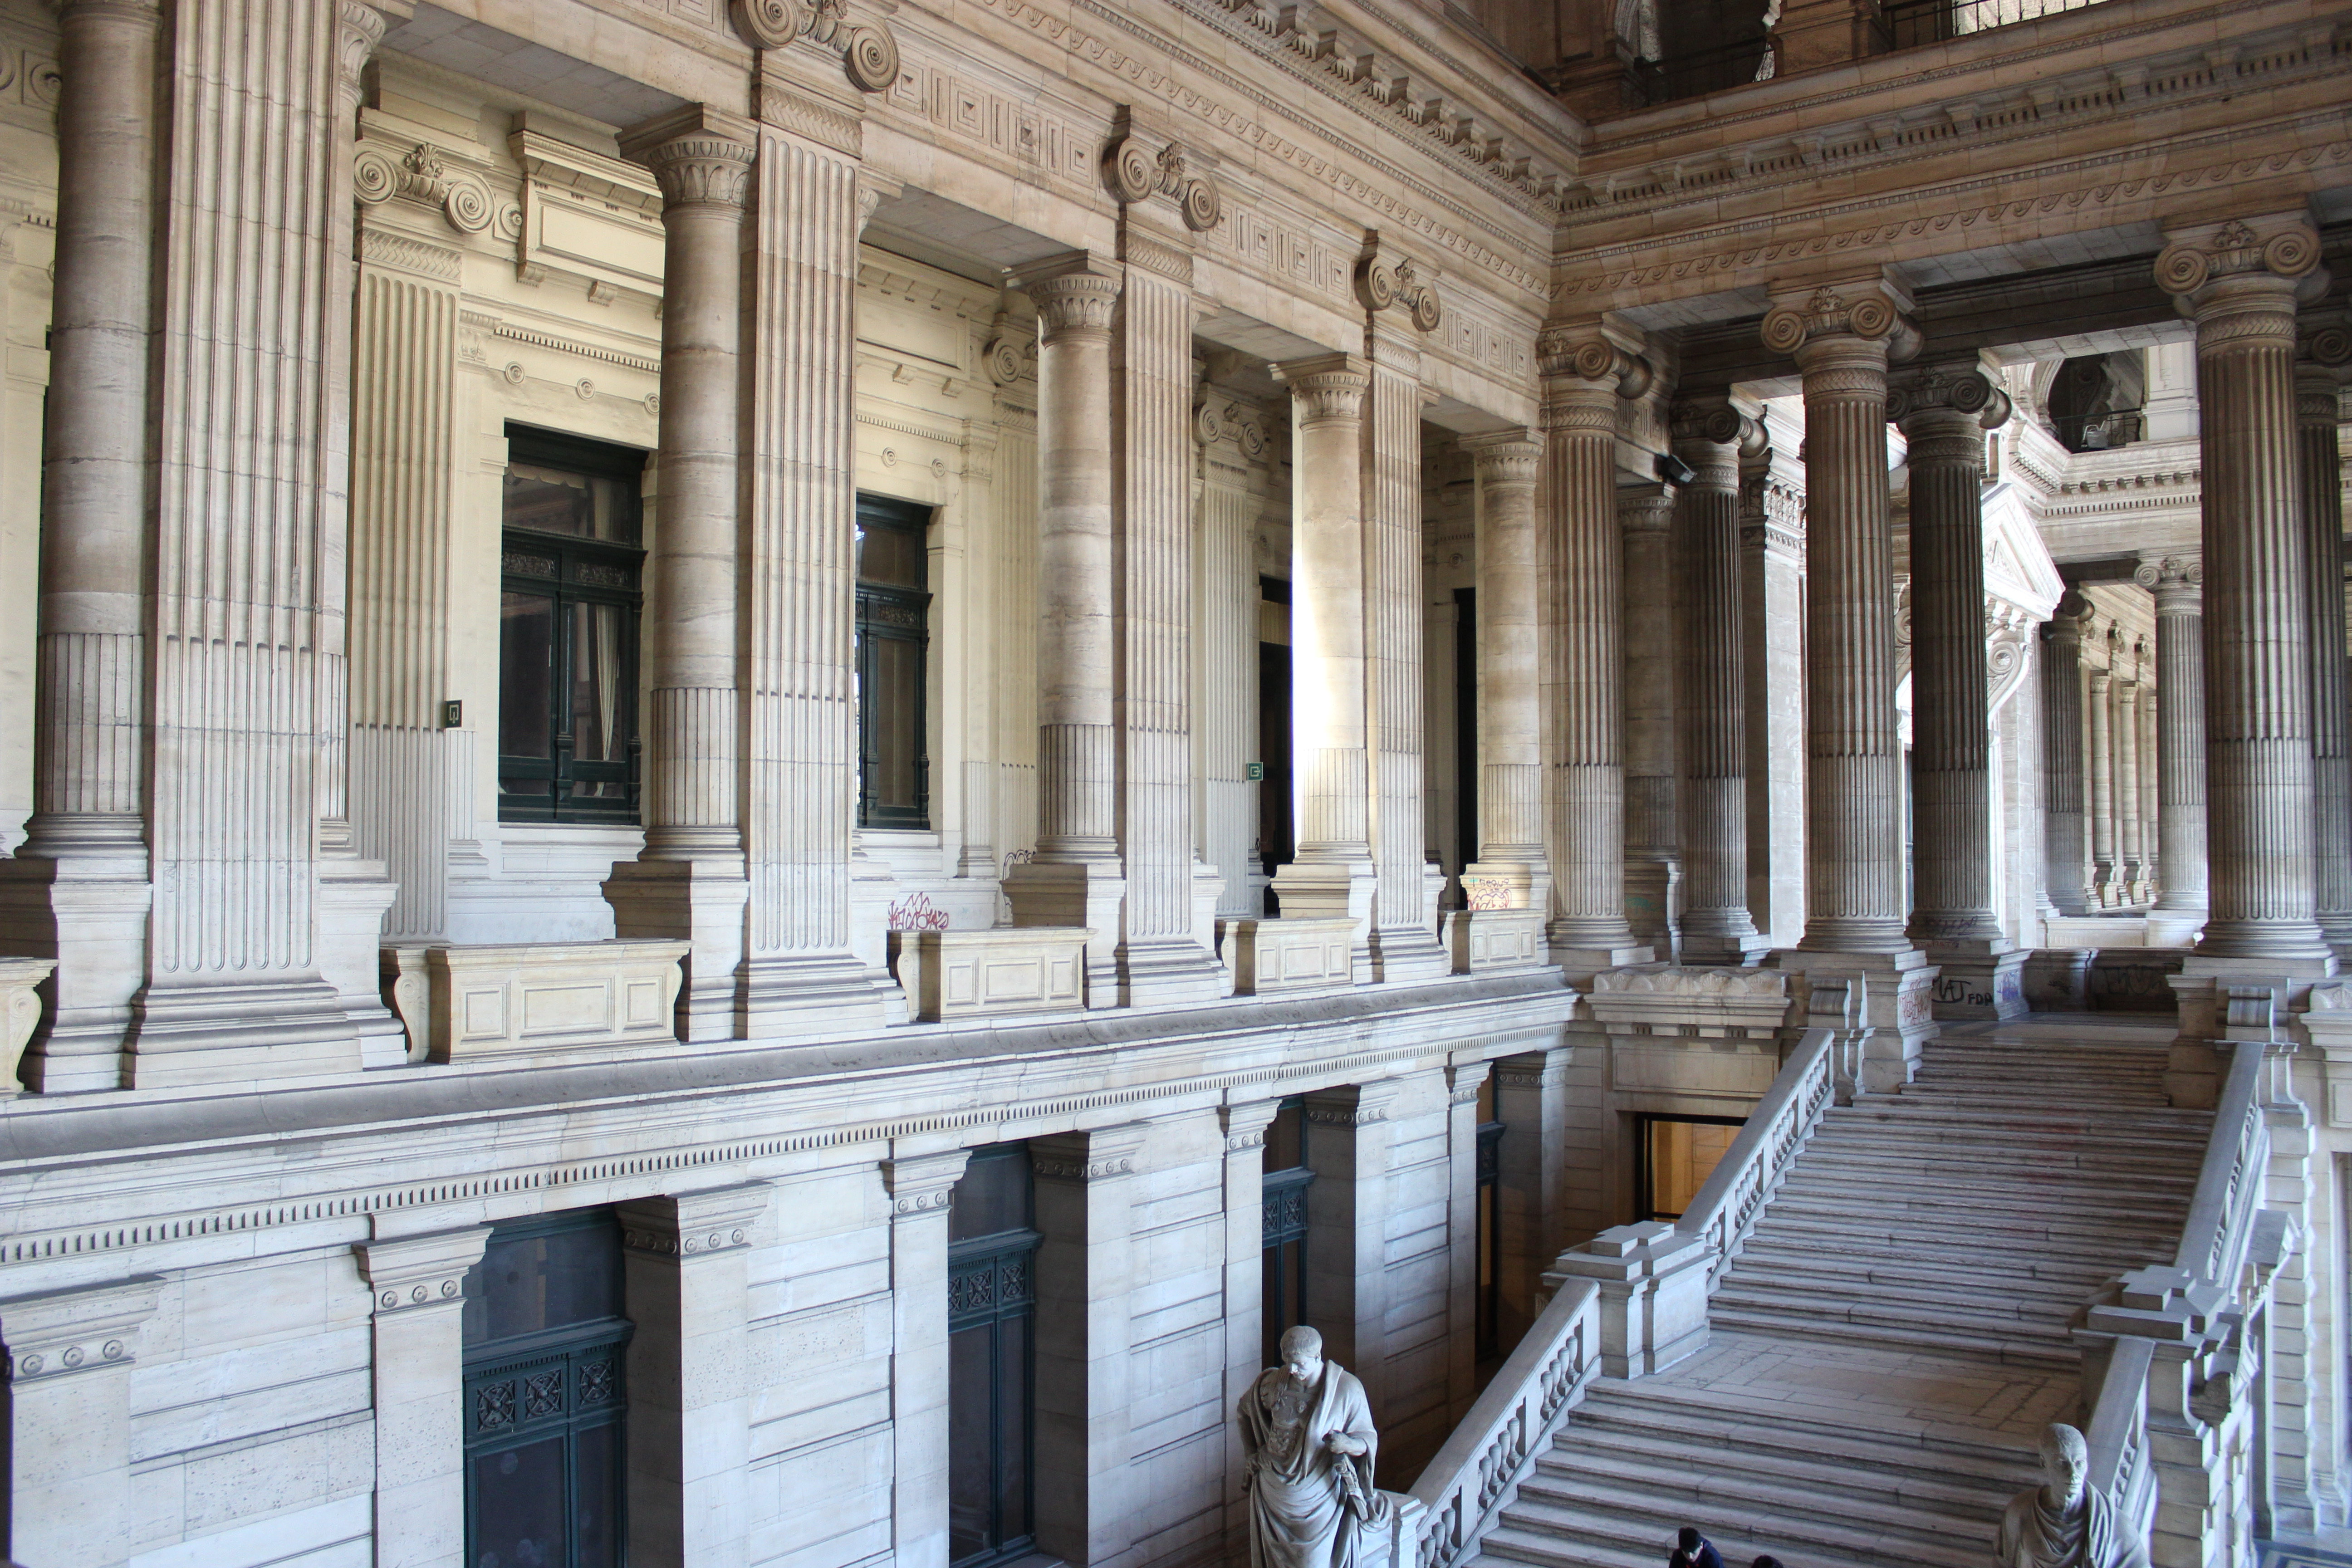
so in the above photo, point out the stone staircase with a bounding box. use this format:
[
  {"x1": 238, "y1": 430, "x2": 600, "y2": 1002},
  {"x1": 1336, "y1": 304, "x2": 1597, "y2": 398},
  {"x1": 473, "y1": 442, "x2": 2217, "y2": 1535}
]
[{"x1": 1475, "y1": 1019, "x2": 2208, "y2": 1568}]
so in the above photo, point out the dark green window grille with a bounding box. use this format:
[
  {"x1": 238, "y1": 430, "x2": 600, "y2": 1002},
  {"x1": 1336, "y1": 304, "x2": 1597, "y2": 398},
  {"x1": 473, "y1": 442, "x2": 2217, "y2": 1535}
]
[
  {"x1": 1261, "y1": 1097, "x2": 1315, "y2": 1367},
  {"x1": 855, "y1": 494, "x2": 934, "y2": 830}
]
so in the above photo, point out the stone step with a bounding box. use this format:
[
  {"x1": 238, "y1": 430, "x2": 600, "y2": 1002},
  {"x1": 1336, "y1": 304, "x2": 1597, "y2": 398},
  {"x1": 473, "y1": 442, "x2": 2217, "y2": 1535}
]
[
  {"x1": 1793, "y1": 1141, "x2": 2201, "y2": 1185},
  {"x1": 1474, "y1": 1535, "x2": 1668, "y2": 1568},
  {"x1": 1892, "y1": 1083, "x2": 2174, "y2": 1113},
  {"x1": 1765, "y1": 1177, "x2": 2188, "y2": 1231},
  {"x1": 1731, "y1": 1235, "x2": 2120, "y2": 1294},
  {"x1": 1573, "y1": 1378, "x2": 2043, "y2": 1474},
  {"x1": 1497, "y1": 1480, "x2": 1991, "y2": 1568},
  {"x1": 1757, "y1": 1193, "x2": 2185, "y2": 1249},
  {"x1": 1708, "y1": 1301, "x2": 2079, "y2": 1369},
  {"x1": 1720, "y1": 1259, "x2": 2092, "y2": 1320},
  {"x1": 1524, "y1": 1443, "x2": 2000, "y2": 1544},
  {"x1": 1818, "y1": 1113, "x2": 2209, "y2": 1153},
  {"x1": 1836, "y1": 1098, "x2": 2210, "y2": 1132},
  {"x1": 1709, "y1": 1280, "x2": 2078, "y2": 1344},
  {"x1": 1537, "y1": 1421, "x2": 2022, "y2": 1518},
  {"x1": 1735, "y1": 1227, "x2": 2173, "y2": 1287}
]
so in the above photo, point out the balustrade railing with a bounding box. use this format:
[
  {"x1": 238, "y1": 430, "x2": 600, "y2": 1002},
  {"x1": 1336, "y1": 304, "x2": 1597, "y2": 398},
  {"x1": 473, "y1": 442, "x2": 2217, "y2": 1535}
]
[
  {"x1": 1409, "y1": 1278, "x2": 1601, "y2": 1568},
  {"x1": 1876, "y1": 0, "x2": 2105, "y2": 48},
  {"x1": 1673, "y1": 1029, "x2": 1834, "y2": 1283}
]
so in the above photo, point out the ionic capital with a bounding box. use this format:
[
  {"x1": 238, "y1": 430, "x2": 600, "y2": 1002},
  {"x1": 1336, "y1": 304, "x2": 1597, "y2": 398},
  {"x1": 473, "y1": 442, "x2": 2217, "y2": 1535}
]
[
  {"x1": 1103, "y1": 130, "x2": 1225, "y2": 235},
  {"x1": 0, "y1": 1277, "x2": 160, "y2": 1384},
  {"x1": 1669, "y1": 397, "x2": 1759, "y2": 490},
  {"x1": 732, "y1": 0, "x2": 900, "y2": 93},
  {"x1": 1272, "y1": 352, "x2": 1370, "y2": 427},
  {"x1": 2156, "y1": 216, "x2": 2324, "y2": 304},
  {"x1": 618, "y1": 106, "x2": 758, "y2": 211},
  {"x1": 1357, "y1": 250, "x2": 1443, "y2": 334},
  {"x1": 2135, "y1": 553, "x2": 2204, "y2": 614},
  {"x1": 1460, "y1": 428, "x2": 1542, "y2": 488},
  {"x1": 1009, "y1": 253, "x2": 1122, "y2": 343},
  {"x1": 1536, "y1": 328, "x2": 1654, "y2": 398},
  {"x1": 333, "y1": 0, "x2": 394, "y2": 104},
  {"x1": 1030, "y1": 1125, "x2": 1149, "y2": 1184},
  {"x1": 1886, "y1": 361, "x2": 2011, "y2": 431},
  {"x1": 1760, "y1": 279, "x2": 1921, "y2": 367}
]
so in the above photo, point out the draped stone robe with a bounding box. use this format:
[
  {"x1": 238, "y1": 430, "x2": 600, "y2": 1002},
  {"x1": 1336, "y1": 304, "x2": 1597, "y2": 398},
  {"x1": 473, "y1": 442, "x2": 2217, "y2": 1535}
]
[
  {"x1": 1994, "y1": 1485, "x2": 2151, "y2": 1568},
  {"x1": 1237, "y1": 1361, "x2": 1388, "y2": 1568}
]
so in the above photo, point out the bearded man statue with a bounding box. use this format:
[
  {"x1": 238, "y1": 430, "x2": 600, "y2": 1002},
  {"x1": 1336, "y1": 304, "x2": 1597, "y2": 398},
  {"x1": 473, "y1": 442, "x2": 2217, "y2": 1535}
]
[
  {"x1": 1236, "y1": 1325, "x2": 1393, "y2": 1568},
  {"x1": 1995, "y1": 1422, "x2": 2151, "y2": 1568}
]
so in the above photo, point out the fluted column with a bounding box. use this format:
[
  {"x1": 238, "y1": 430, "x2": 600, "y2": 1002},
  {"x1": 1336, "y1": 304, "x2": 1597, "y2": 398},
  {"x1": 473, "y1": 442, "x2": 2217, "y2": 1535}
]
[
  {"x1": 1194, "y1": 393, "x2": 1269, "y2": 919},
  {"x1": 2296, "y1": 323, "x2": 2352, "y2": 957},
  {"x1": 1893, "y1": 363, "x2": 2023, "y2": 1015},
  {"x1": 2116, "y1": 662, "x2": 2146, "y2": 902},
  {"x1": 1619, "y1": 482, "x2": 1680, "y2": 956},
  {"x1": 0, "y1": 0, "x2": 164, "y2": 1087},
  {"x1": 1538, "y1": 329, "x2": 1652, "y2": 975},
  {"x1": 2041, "y1": 594, "x2": 2093, "y2": 918},
  {"x1": 1670, "y1": 403, "x2": 1766, "y2": 964},
  {"x1": 2137, "y1": 666, "x2": 2161, "y2": 899},
  {"x1": 1269, "y1": 354, "x2": 1376, "y2": 975},
  {"x1": 2156, "y1": 218, "x2": 2333, "y2": 967},
  {"x1": 605, "y1": 108, "x2": 757, "y2": 1042},
  {"x1": 2088, "y1": 657, "x2": 2117, "y2": 904},
  {"x1": 2141, "y1": 556, "x2": 2207, "y2": 943},
  {"x1": 1459, "y1": 431, "x2": 1552, "y2": 927},
  {"x1": 1760, "y1": 281, "x2": 1937, "y2": 1082}
]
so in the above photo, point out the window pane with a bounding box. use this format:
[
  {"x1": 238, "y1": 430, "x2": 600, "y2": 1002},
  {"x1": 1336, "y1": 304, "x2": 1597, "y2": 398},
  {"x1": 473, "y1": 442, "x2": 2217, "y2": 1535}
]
[
  {"x1": 950, "y1": 1146, "x2": 1033, "y2": 1242},
  {"x1": 464, "y1": 1217, "x2": 626, "y2": 1347},
  {"x1": 947, "y1": 1322, "x2": 993, "y2": 1564},
  {"x1": 471, "y1": 1436, "x2": 567, "y2": 1568},
  {"x1": 573, "y1": 1418, "x2": 623, "y2": 1568},
  {"x1": 1263, "y1": 1100, "x2": 1306, "y2": 1174},
  {"x1": 568, "y1": 603, "x2": 630, "y2": 799},
  {"x1": 504, "y1": 463, "x2": 636, "y2": 543},
  {"x1": 500, "y1": 593, "x2": 556, "y2": 797},
  {"x1": 857, "y1": 519, "x2": 926, "y2": 588},
  {"x1": 869, "y1": 634, "x2": 924, "y2": 814}
]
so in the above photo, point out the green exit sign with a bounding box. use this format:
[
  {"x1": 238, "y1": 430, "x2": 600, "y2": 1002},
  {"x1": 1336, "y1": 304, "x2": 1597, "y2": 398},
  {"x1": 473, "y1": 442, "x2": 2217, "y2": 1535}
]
[{"x1": 1245, "y1": 762, "x2": 1265, "y2": 781}]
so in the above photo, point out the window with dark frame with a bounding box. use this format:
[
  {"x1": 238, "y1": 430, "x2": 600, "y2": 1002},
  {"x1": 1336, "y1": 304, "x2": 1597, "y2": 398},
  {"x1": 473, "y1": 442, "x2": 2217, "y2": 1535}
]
[
  {"x1": 462, "y1": 1209, "x2": 632, "y2": 1568},
  {"x1": 855, "y1": 494, "x2": 934, "y2": 830},
  {"x1": 1261, "y1": 1097, "x2": 1314, "y2": 1369},
  {"x1": 498, "y1": 426, "x2": 646, "y2": 825},
  {"x1": 947, "y1": 1144, "x2": 1038, "y2": 1568}
]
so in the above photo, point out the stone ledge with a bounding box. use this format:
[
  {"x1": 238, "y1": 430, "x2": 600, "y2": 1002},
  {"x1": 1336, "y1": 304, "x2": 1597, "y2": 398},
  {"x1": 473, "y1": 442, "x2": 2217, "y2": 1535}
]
[
  {"x1": 890, "y1": 927, "x2": 1088, "y2": 1020},
  {"x1": 382, "y1": 940, "x2": 688, "y2": 1062},
  {"x1": 1441, "y1": 909, "x2": 1547, "y2": 975},
  {"x1": 1218, "y1": 916, "x2": 1358, "y2": 995}
]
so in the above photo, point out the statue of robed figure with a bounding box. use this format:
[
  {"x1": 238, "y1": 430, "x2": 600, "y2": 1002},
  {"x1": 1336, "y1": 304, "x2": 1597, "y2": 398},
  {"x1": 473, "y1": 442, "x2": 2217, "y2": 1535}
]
[{"x1": 1237, "y1": 1325, "x2": 1395, "y2": 1568}]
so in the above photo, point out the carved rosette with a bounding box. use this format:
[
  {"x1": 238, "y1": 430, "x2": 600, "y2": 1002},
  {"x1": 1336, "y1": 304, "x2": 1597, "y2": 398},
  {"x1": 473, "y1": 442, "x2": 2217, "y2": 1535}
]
[
  {"x1": 1102, "y1": 132, "x2": 1225, "y2": 233},
  {"x1": 1356, "y1": 252, "x2": 1443, "y2": 332},
  {"x1": 732, "y1": 0, "x2": 900, "y2": 92},
  {"x1": 637, "y1": 134, "x2": 757, "y2": 211}
]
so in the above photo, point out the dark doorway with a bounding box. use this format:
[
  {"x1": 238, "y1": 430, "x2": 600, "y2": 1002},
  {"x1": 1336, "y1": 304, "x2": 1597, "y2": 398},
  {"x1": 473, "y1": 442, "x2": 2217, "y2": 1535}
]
[
  {"x1": 1454, "y1": 586, "x2": 1477, "y2": 878},
  {"x1": 948, "y1": 1145, "x2": 1039, "y2": 1568},
  {"x1": 1261, "y1": 1097, "x2": 1315, "y2": 1367},
  {"x1": 1633, "y1": 1114, "x2": 1747, "y2": 1221},
  {"x1": 1475, "y1": 1074, "x2": 1505, "y2": 1363},
  {"x1": 462, "y1": 1210, "x2": 632, "y2": 1568},
  {"x1": 1258, "y1": 577, "x2": 1295, "y2": 906}
]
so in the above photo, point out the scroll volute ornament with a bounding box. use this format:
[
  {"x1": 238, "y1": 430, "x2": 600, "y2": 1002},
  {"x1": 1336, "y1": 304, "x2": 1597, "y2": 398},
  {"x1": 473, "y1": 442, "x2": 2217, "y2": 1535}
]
[
  {"x1": 1102, "y1": 132, "x2": 1223, "y2": 233},
  {"x1": 1355, "y1": 254, "x2": 1442, "y2": 333},
  {"x1": 1884, "y1": 365, "x2": 2012, "y2": 429},
  {"x1": 1759, "y1": 284, "x2": 1921, "y2": 361},
  {"x1": 731, "y1": 0, "x2": 899, "y2": 93},
  {"x1": 1536, "y1": 329, "x2": 1653, "y2": 398},
  {"x1": 2154, "y1": 218, "x2": 2322, "y2": 301}
]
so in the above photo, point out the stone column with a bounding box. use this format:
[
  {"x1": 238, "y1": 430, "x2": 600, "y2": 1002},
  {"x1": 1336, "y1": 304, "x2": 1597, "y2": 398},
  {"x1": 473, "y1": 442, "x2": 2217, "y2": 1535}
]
[
  {"x1": 1363, "y1": 317, "x2": 1448, "y2": 981},
  {"x1": 606, "y1": 108, "x2": 758, "y2": 1042},
  {"x1": 1671, "y1": 402, "x2": 1768, "y2": 965},
  {"x1": 1270, "y1": 354, "x2": 1376, "y2": 976},
  {"x1": 2155, "y1": 217, "x2": 2334, "y2": 968},
  {"x1": 1302, "y1": 1081, "x2": 1399, "y2": 1421},
  {"x1": 1004, "y1": 255, "x2": 1127, "y2": 994},
  {"x1": 1759, "y1": 281, "x2": 1936, "y2": 1083},
  {"x1": 2137, "y1": 665, "x2": 2161, "y2": 900},
  {"x1": 618, "y1": 1185, "x2": 772, "y2": 1568},
  {"x1": 2089, "y1": 647, "x2": 2119, "y2": 903},
  {"x1": 0, "y1": 1277, "x2": 159, "y2": 1568},
  {"x1": 1740, "y1": 416, "x2": 1808, "y2": 946},
  {"x1": 1538, "y1": 329, "x2": 1654, "y2": 976},
  {"x1": 1031, "y1": 1124, "x2": 1148, "y2": 1565},
  {"x1": 882, "y1": 1150, "x2": 970, "y2": 1568},
  {"x1": 1109, "y1": 231, "x2": 1223, "y2": 1002},
  {"x1": 1620, "y1": 483, "x2": 1681, "y2": 957},
  {"x1": 2042, "y1": 594, "x2": 2094, "y2": 918},
  {"x1": 1457, "y1": 431, "x2": 1552, "y2": 942},
  {"x1": 1444, "y1": 1062, "x2": 1491, "y2": 1423},
  {"x1": 354, "y1": 1226, "x2": 493, "y2": 1568},
  {"x1": 734, "y1": 113, "x2": 902, "y2": 1035},
  {"x1": 1491, "y1": 1047, "x2": 1571, "y2": 1346},
  {"x1": 0, "y1": 0, "x2": 164, "y2": 1088},
  {"x1": 2296, "y1": 326, "x2": 2352, "y2": 958},
  {"x1": 2116, "y1": 665, "x2": 2146, "y2": 901},
  {"x1": 1894, "y1": 363, "x2": 2024, "y2": 1016},
  {"x1": 1217, "y1": 1099, "x2": 1281, "y2": 1556}
]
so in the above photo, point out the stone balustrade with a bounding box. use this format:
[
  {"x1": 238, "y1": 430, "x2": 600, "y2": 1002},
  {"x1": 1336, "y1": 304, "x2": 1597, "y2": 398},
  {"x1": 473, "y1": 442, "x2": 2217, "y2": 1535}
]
[
  {"x1": 0, "y1": 956, "x2": 55, "y2": 1093},
  {"x1": 1217, "y1": 916, "x2": 1359, "y2": 994},
  {"x1": 890, "y1": 927, "x2": 1089, "y2": 1019},
  {"x1": 378, "y1": 940, "x2": 688, "y2": 1062}
]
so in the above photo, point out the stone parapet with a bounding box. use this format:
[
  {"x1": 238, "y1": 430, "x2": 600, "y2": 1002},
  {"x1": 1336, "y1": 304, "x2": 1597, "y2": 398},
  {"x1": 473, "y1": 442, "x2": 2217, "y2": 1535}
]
[
  {"x1": 890, "y1": 926, "x2": 1088, "y2": 1019},
  {"x1": 1217, "y1": 916, "x2": 1358, "y2": 994},
  {"x1": 378, "y1": 939, "x2": 688, "y2": 1062}
]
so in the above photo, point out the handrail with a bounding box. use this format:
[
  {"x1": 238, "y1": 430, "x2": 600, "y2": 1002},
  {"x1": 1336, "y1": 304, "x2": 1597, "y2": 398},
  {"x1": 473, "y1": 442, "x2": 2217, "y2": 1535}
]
[
  {"x1": 1408, "y1": 1278, "x2": 1602, "y2": 1568},
  {"x1": 2170, "y1": 1037, "x2": 2267, "y2": 1285},
  {"x1": 1673, "y1": 1028, "x2": 1836, "y2": 1284},
  {"x1": 2082, "y1": 1336, "x2": 2156, "y2": 1529}
]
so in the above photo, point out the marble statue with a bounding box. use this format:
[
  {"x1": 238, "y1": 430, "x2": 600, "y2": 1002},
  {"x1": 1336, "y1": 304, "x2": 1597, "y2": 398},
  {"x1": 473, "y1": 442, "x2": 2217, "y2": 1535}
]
[
  {"x1": 1995, "y1": 1423, "x2": 2151, "y2": 1568},
  {"x1": 1237, "y1": 1325, "x2": 1392, "y2": 1568}
]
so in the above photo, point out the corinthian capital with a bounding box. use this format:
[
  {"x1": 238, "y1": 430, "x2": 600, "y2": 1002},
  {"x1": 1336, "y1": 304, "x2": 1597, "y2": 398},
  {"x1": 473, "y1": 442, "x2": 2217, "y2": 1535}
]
[
  {"x1": 1008, "y1": 253, "x2": 1121, "y2": 342},
  {"x1": 2155, "y1": 216, "x2": 2323, "y2": 304},
  {"x1": 1886, "y1": 361, "x2": 2011, "y2": 429},
  {"x1": 1272, "y1": 353, "x2": 1370, "y2": 427},
  {"x1": 618, "y1": 106, "x2": 758, "y2": 211},
  {"x1": 2135, "y1": 553, "x2": 2204, "y2": 614}
]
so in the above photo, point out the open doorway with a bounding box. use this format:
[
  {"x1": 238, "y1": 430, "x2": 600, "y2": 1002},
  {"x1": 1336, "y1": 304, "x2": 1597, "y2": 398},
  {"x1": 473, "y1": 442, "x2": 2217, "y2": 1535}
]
[{"x1": 1632, "y1": 1114, "x2": 1745, "y2": 1221}]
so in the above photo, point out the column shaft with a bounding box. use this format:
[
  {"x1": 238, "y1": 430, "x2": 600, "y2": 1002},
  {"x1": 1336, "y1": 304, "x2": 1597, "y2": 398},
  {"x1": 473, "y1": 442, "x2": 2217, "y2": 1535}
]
[
  {"x1": 1463, "y1": 435, "x2": 1548, "y2": 896},
  {"x1": 2088, "y1": 665, "x2": 2117, "y2": 902},
  {"x1": 1619, "y1": 483, "x2": 1680, "y2": 955},
  {"x1": 1217, "y1": 1101, "x2": 1281, "y2": 1557},
  {"x1": 1194, "y1": 399, "x2": 1268, "y2": 918},
  {"x1": 2297, "y1": 358, "x2": 2352, "y2": 955},
  {"x1": 1030, "y1": 1127, "x2": 1147, "y2": 1564},
  {"x1": 2041, "y1": 597, "x2": 2092, "y2": 917},
  {"x1": 2117, "y1": 671, "x2": 2145, "y2": 897},
  {"x1": 2158, "y1": 225, "x2": 2332, "y2": 964}
]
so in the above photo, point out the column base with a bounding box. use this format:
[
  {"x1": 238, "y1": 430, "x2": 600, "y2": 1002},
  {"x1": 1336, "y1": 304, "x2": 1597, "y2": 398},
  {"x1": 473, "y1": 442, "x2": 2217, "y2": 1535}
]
[
  {"x1": 2322, "y1": 911, "x2": 2352, "y2": 965},
  {"x1": 1678, "y1": 926, "x2": 1771, "y2": 967},
  {"x1": 603, "y1": 857, "x2": 751, "y2": 1044},
  {"x1": 1548, "y1": 929, "x2": 1656, "y2": 987},
  {"x1": 1370, "y1": 920, "x2": 1451, "y2": 984},
  {"x1": 317, "y1": 852, "x2": 407, "y2": 1069},
  {"x1": 1004, "y1": 858, "x2": 1127, "y2": 1008},
  {"x1": 1441, "y1": 909, "x2": 1548, "y2": 974},
  {"x1": 2145, "y1": 906, "x2": 2208, "y2": 948},
  {"x1": 1920, "y1": 941, "x2": 2029, "y2": 1020},
  {"x1": 1270, "y1": 860, "x2": 1376, "y2": 984},
  {"x1": 124, "y1": 975, "x2": 361, "y2": 1088},
  {"x1": 1623, "y1": 857, "x2": 1680, "y2": 962},
  {"x1": 2164, "y1": 953, "x2": 2339, "y2": 1107},
  {"x1": 1769, "y1": 946, "x2": 1940, "y2": 1094},
  {"x1": 848, "y1": 840, "x2": 911, "y2": 1027},
  {"x1": 1115, "y1": 936, "x2": 1230, "y2": 1008},
  {"x1": 736, "y1": 951, "x2": 899, "y2": 1039},
  {"x1": 0, "y1": 853, "x2": 152, "y2": 1093}
]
